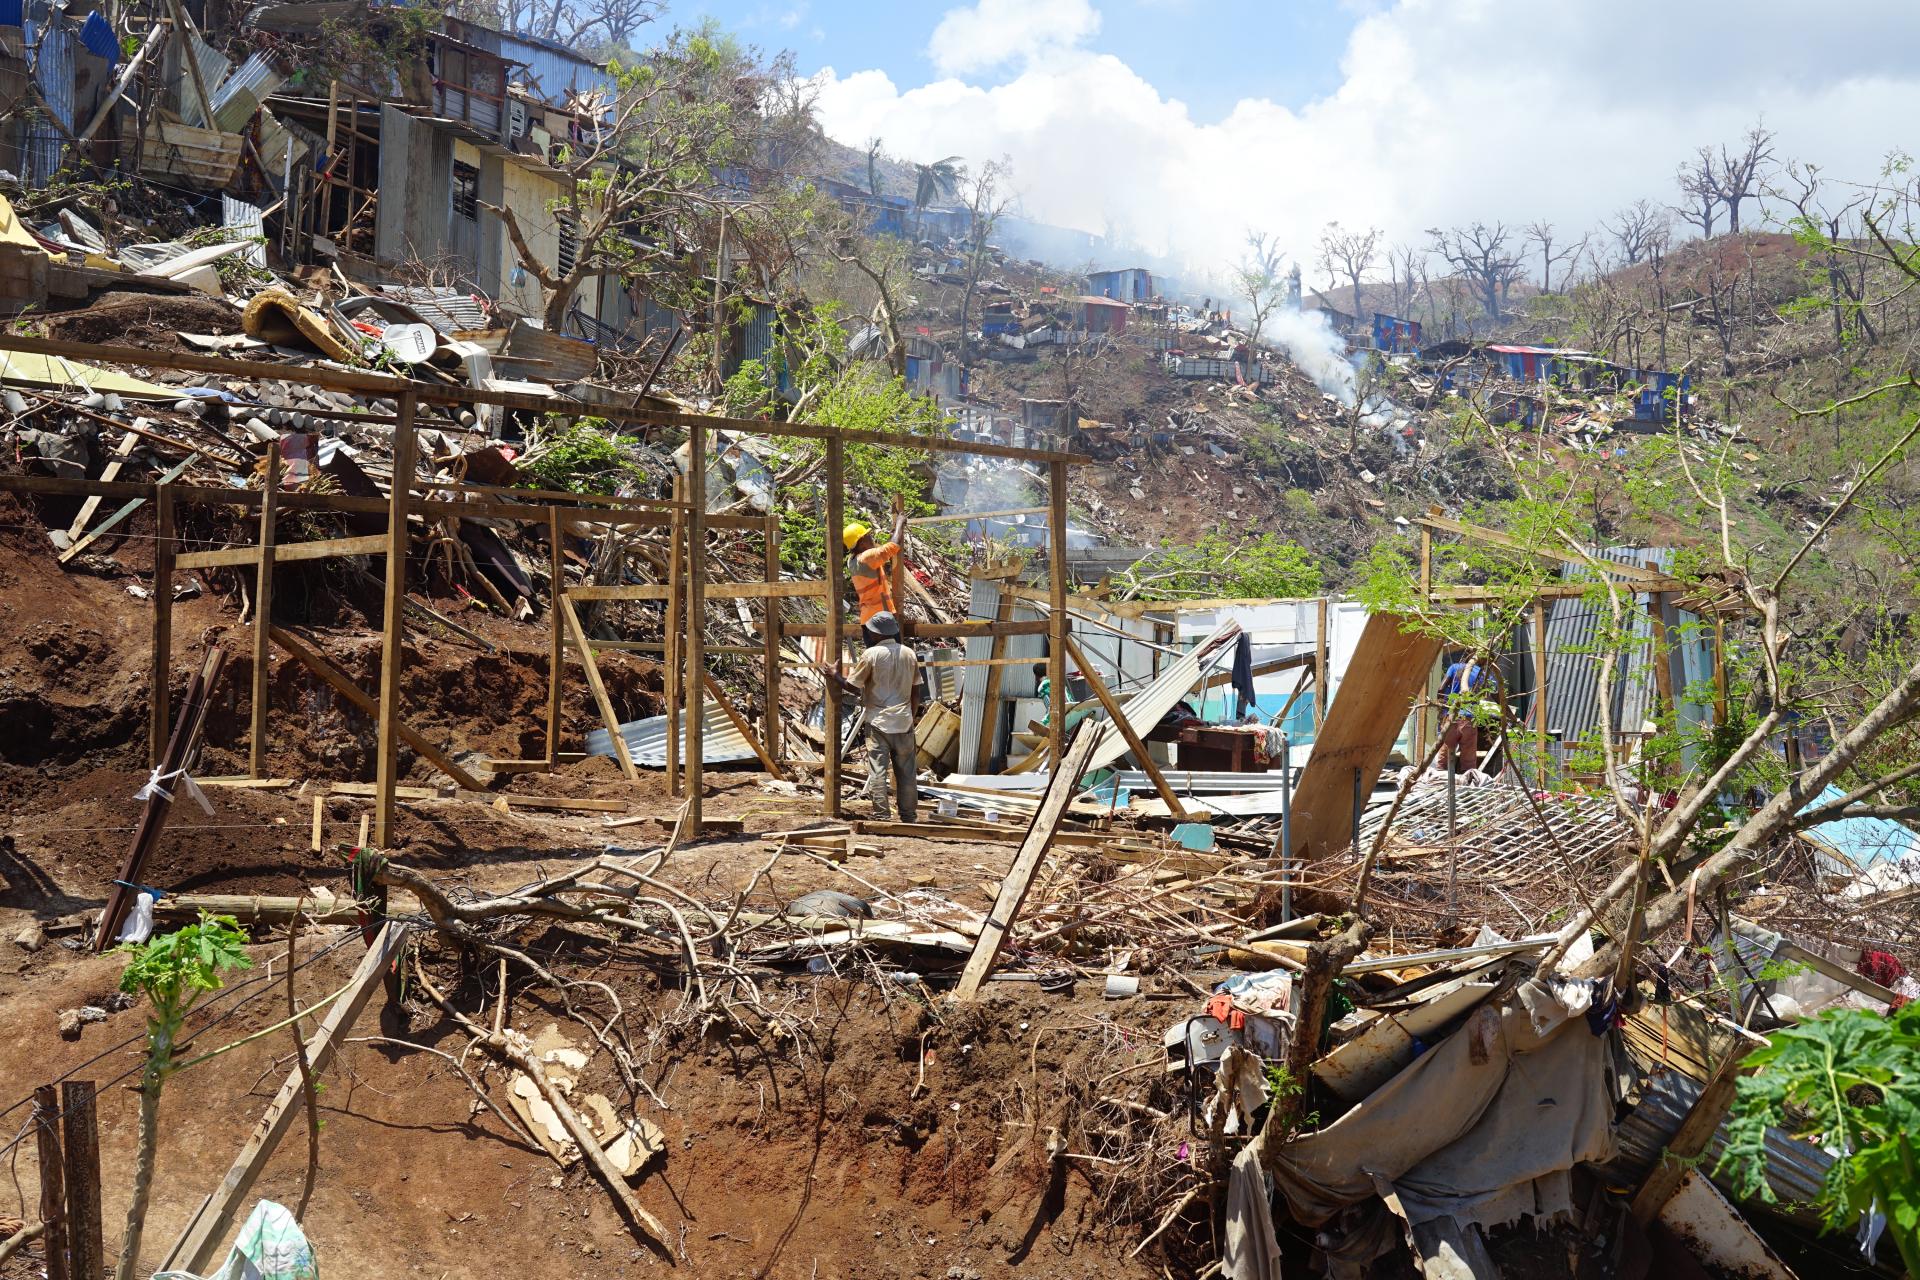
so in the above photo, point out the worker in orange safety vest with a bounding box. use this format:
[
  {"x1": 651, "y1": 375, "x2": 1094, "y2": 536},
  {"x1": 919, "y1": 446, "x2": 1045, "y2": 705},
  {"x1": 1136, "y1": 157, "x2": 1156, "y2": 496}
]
[{"x1": 843, "y1": 493, "x2": 909, "y2": 629}]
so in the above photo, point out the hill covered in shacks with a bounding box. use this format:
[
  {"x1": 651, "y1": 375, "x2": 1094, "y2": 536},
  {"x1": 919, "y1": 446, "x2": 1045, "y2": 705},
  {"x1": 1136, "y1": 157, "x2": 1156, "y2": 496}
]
[{"x1": 0, "y1": 6, "x2": 1917, "y2": 1280}]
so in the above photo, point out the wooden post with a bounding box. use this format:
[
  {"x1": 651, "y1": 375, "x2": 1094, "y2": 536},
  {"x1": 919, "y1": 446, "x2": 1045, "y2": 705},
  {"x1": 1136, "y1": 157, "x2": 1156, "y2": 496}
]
[
  {"x1": 59, "y1": 1081, "x2": 102, "y2": 1280},
  {"x1": 974, "y1": 578, "x2": 1017, "y2": 774},
  {"x1": 684, "y1": 422, "x2": 707, "y2": 836},
  {"x1": 372, "y1": 392, "x2": 415, "y2": 847},
  {"x1": 1532, "y1": 599, "x2": 1550, "y2": 773},
  {"x1": 1047, "y1": 460, "x2": 1068, "y2": 763},
  {"x1": 557, "y1": 598, "x2": 639, "y2": 781},
  {"x1": 33, "y1": 1086, "x2": 68, "y2": 1280},
  {"x1": 1713, "y1": 615, "x2": 1729, "y2": 724},
  {"x1": 545, "y1": 507, "x2": 563, "y2": 766},
  {"x1": 665, "y1": 475, "x2": 683, "y2": 795},
  {"x1": 823, "y1": 437, "x2": 845, "y2": 817},
  {"x1": 248, "y1": 447, "x2": 280, "y2": 778},
  {"x1": 149, "y1": 482, "x2": 174, "y2": 770},
  {"x1": 1646, "y1": 588, "x2": 1674, "y2": 717},
  {"x1": 1418, "y1": 527, "x2": 1432, "y2": 600},
  {"x1": 1313, "y1": 597, "x2": 1329, "y2": 732},
  {"x1": 762, "y1": 515, "x2": 782, "y2": 769},
  {"x1": 1064, "y1": 635, "x2": 1185, "y2": 820}
]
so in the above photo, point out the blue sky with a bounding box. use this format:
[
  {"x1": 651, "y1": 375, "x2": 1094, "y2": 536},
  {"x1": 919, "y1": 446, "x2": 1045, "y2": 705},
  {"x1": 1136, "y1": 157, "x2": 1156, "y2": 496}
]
[{"x1": 671, "y1": 0, "x2": 1358, "y2": 121}]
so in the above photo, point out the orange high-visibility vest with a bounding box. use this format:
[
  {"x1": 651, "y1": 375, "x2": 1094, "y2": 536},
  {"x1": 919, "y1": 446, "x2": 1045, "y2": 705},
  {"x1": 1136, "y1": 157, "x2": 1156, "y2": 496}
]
[{"x1": 850, "y1": 543, "x2": 899, "y2": 622}]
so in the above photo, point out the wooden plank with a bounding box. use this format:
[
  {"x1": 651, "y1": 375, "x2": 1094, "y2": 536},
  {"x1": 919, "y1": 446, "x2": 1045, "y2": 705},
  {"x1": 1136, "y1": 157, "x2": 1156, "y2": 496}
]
[
  {"x1": 1047, "y1": 460, "x2": 1068, "y2": 763},
  {"x1": 975, "y1": 578, "x2": 1018, "y2": 773},
  {"x1": 700, "y1": 670, "x2": 786, "y2": 780},
  {"x1": 565, "y1": 579, "x2": 824, "y2": 602},
  {"x1": 907, "y1": 504, "x2": 1048, "y2": 526},
  {"x1": 150, "y1": 484, "x2": 174, "y2": 770},
  {"x1": 545, "y1": 507, "x2": 563, "y2": 766},
  {"x1": 1291, "y1": 612, "x2": 1445, "y2": 861},
  {"x1": 65, "y1": 430, "x2": 136, "y2": 538},
  {"x1": 59, "y1": 1082, "x2": 101, "y2": 1280},
  {"x1": 176, "y1": 533, "x2": 389, "y2": 570},
  {"x1": 57, "y1": 452, "x2": 198, "y2": 564},
  {"x1": 1532, "y1": 599, "x2": 1549, "y2": 769},
  {"x1": 1628, "y1": 1042, "x2": 1755, "y2": 1224},
  {"x1": 326, "y1": 781, "x2": 438, "y2": 800},
  {"x1": 785, "y1": 618, "x2": 1054, "y2": 640},
  {"x1": 249, "y1": 449, "x2": 280, "y2": 778},
  {"x1": 161, "y1": 924, "x2": 410, "y2": 1275},
  {"x1": 1314, "y1": 597, "x2": 1329, "y2": 731},
  {"x1": 824, "y1": 436, "x2": 845, "y2": 818},
  {"x1": 495, "y1": 794, "x2": 630, "y2": 813},
  {"x1": 1064, "y1": 634, "x2": 1186, "y2": 821},
  {"x1": 267, "y1": 628, "x2": 484, "y2": 791},
  {"x1": 763, "y1": 516, "x2": 782, "y2": 771},
  {"x1": 33, "y1": 1085, "x2": 67, "y2": 1280},
  {"x1": 154, "y1": 893, "x2": 362, "y2": 926},
  {"x1": 665, "y1": 475, "x2": 682, "y2": 795},
  {"x1": 372, "y1": 395, "x2": 416, "y2": 847},
  {"x1": 686, "y1": 420, "x2": 707, "y2": 834},
  {"x1": 954, "y1": 725, "x2": 1103, "y2": 998},
  {"x1": 556, "y1": 597, "x2": 639, "y2": 782},
  {"x1": 310, "y1": 793, "x2": 323, "y2": 851}
]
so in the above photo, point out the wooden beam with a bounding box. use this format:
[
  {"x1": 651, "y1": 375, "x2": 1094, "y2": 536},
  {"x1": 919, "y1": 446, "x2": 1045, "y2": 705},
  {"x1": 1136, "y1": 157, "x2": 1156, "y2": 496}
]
[
  {"x1": 495, "y1": 794, "x2": 629, "y2": 813},
  {"x1": 1532, "y1": 599, "x2": 1549, "y2": 771},
  {"x1": 545, "y1": 507, "x2": 563, "y2": 766},
  {"x1": 700, "y1": 670, "x2": 785, "y2": 780},
  {"x1": 556, "y1": 597, "x2": 639, "y2": 782},
  {"x1": 1291, "y1": 612, "x2": 1445, "y2": 862},
  {"x1": 33, "y1": 1085, "x2": 67, "y2": 1280},
  {"x1": 267, "y1": 628, "x2": 485, "y2": 791},
  {"x1": 372, "y1": 394, "x2": 416, "y2": 847},
  {"x1": 248, "y1": 449, "x2": 280, "y2": 778},
  {"x1": 56, "y1": 452, "x2": 197, "y2": 564},
  {"x1": 763, "y1": 516, "x2": 782, "y2": 771},
  {"x1": 665, "y1": 475, "x2": 682, "y2": 795},
  {"x1": 161, "y1": 924, "x2": 411, "y2": 1276},
  {"x1": 64, "y1": 430, "x2": 135, "y2": 539},
  {"x1": 563, "y1": 579, "x2": 826, "y2": 602},
  {"x1": 824, "y1": 436, "x2": 845, "y2": 818},
  {"x1": 1047, "y1": 460, "x2": 1068, "y2": 764},
  {"x1": 149, "y1": 484, "x2": 174, "y2": 770},
  {"x1": 954, "y1": 725, "x2": 1102, "y2": 999},
  {"x1": 0, "y1": 334, "x2": 1093, "y2": 465},
  {"x1": 975, "y1": 577, "x2": 1018, "y2": 773},
  {"x1": 685, "y1": 421, "x2": 707, "y2": 834},
  {"x1": 1065, "y1": 635, "x2": 1185, "y2": 821},
  {"x1": 1314, "y1": 597, "x2": 1329, "y2": 732},
  {"x1": 784, "y1": 618, "x2": 1053, "y2": 640},
  {"x1": 906, "y1": 504, "x2": 1048, "y2": 526},
  {"x1": 176, "y1": 533, "x2": 389, "y2": 570}
]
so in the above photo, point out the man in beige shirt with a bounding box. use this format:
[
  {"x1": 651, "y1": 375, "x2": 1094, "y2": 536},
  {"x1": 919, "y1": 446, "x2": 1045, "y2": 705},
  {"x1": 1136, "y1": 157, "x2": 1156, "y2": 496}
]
[{"x1": 839, "y1": 611, "x2": 919, "y2": 821}]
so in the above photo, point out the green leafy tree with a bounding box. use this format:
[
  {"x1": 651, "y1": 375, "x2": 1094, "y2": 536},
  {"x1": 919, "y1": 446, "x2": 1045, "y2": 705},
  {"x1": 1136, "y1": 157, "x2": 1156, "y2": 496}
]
[
  {"x1": 1120, "y1": 529, "x2": 1323, "y2": 602},
  {"x1": 1719, "y1": 1004, "x2": 1920, "y2": 1277},
  {"x1": 115, "y1": 915, "x2": 252, "y2": 1280}
]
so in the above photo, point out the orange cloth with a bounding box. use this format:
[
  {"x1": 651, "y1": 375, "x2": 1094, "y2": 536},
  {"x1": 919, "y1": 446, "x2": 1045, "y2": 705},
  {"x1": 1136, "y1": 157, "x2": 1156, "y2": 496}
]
[{"x1": 850, "y1": 542, "x2": 899, "y2": 623}]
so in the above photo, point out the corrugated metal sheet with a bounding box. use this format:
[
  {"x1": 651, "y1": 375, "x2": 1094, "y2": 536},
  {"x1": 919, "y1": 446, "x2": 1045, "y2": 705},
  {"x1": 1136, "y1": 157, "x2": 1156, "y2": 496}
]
[
  {"x1": 26, "y1": 21, "x2": 73, "y2": 187},
  {"x1": 1799, "y1": 783, "x2": 1920, "y2": 869},
  {"x1": 1608, "y1": 1069, "x2": 1832, "y2": 1230},
  {"x1": 379, "y1": 285, "x2": 491, "y2": 334},
  {"x1": 177, "y1": 32, "x2": 232, "y2": 128},
  {"x1": 210, "y1": 51, "x2": 285, "y2": 133},
  {"x1": 495, "y1": 30, "x2": 614, "y2": 106},
  {"x1": 585, "y1": 702, "x2": 754, "y2": 767},
  {"x1": 221, "y1": 197, "x2": 266, "y2": 267}
]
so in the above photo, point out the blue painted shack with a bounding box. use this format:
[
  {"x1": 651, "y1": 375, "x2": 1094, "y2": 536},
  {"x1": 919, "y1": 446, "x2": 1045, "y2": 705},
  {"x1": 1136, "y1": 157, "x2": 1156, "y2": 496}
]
[
  {"x1": 1087, "y1": 266, "x2": 1153, "y2": 303},
  {"x1": 1371, "y1": 312, "x2": 1422, "y2": 354}
]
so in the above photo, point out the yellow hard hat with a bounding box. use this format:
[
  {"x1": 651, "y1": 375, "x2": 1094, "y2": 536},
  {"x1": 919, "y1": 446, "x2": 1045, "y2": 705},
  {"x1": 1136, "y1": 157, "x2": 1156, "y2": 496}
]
[{"x1": 842, "y1": 522, "x2": 870, "y2": 551}]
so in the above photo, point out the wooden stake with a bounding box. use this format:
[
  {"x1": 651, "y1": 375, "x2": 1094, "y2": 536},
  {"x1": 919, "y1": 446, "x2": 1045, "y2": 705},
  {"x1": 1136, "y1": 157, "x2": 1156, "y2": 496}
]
[
  {"x1": 665, "y1": 475, "x2": 682, "y2": 795},
  {"x1": 33, "y1": 1086, "x2": 68, "y2": 1280},
  {"x1": 762, "y1": 515, "x2": 782, "y2": 770},
  {"x1": 1313, "y1": 597, "x2": 1329, "y2": 731},
  {"x1": 954, "y1": 725, "x2": 1101, "y2": 998},
  {"x1": 59, "y1": 1081, "x2": 101, "y2": 1280},
  {"x1": 824, "y1": 436, "x2": 845, "y2": 818},
  {"x1": 974, "y1": 577, "x2": 1017, "y2": 773},
  {"x1": 685, "y1": 423, "x2": 706, "y2": 835},
  {"x1": 372, "y1": 392, "x2": 416, "y2": 848},
  {"x1": 162, "y1": 925, "x2": 410, "y2": 1276},
  {"x1": 149, "y1": 482, "x2": 174, "y2": 770},
  {"x1": 249, "y1": 447, "x2": 280, "y2": 778},
  {"x1": 557, "y1": 597, "x2": 638, "y2": 781},
  {"x1": 357, "y1": 813, "x2": 369, "y2": 848},
  {"x1": 1047, "y1": 460, "x2": 1068, "y2": 763},
  {"x1": 310, "y1": 793, "x2": 323, "y2": 852},
  {"x1": 1064, "y1": 634, "x2": 1185, "y2": 820},
  {"x1": 545, "y1": 506, "x2": 563, "y2": 766}
]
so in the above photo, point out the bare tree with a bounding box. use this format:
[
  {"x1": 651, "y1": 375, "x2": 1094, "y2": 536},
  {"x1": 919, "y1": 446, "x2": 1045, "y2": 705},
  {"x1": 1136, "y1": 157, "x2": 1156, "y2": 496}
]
[
  {"x1": 1705, "y1": 121, "x2": 1777, "y2": 234},
  {"x1": 1523, "y1": 220, "x2": 1581, "y2": 294},
  {"x1": 1237, "y1": 230, "x2": 1288, "y2": 347},
  {"x1": 1674, "y1": 145, "x2": 1720, "y2": 238},
  {"x1": 1772, "y1": 160, "x2": 1878, "y2": 351},
  {"x1": 1426, "y1": 222, "x2": 1524, "y2": 324},
  {"x1": 954, "y1": 159, "x2": 1012, "y2": 368},
  {"x1": 1387, "y1": 242, "x2": 1429, "y2": 318},
  {"x1": 1319, "y1": 221, "x2": 1382, "y2": 325},
  {"x1": 451, "y1": 0, "x2": 657, "y2": 57},
  {"x1": 863, "y1": 136, "x2": 886, "y2": 199},
  {"x1": 1605, "y1": 198, "x2": 1671, "y2": 267}
]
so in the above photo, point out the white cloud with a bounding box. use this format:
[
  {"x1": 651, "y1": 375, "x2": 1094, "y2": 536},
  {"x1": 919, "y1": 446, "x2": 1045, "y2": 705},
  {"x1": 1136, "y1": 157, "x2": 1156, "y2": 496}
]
[
  {"x1": 926, "y1": 0, "x2": 1102, "y2": 76},
  {"x1": 816, "y1": 1, "x2": 1920, "y2": 293}
]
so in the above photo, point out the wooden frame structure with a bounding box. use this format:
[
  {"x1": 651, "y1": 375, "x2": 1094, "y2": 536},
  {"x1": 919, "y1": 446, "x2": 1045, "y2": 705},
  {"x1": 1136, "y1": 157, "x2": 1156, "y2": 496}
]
[{"x1": 0, "y1": 334, "x2": 1088, "y2": 841}]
